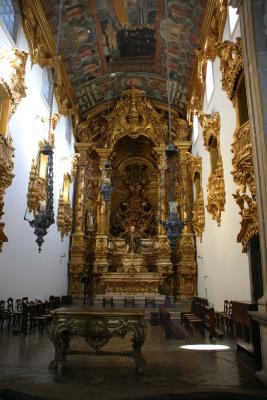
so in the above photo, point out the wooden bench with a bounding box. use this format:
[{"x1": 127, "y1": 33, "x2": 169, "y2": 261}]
[{"x1": 182, "y1": 298, "x2": 223, "y2": 338}]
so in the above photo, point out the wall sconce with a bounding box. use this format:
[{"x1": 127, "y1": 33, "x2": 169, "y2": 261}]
[
  {"x1": 57, "y1": 173, "x2": 72, "y2": 240},
  {"x1": 24, "y1": 140, "x2": 54, "y2": 252}
]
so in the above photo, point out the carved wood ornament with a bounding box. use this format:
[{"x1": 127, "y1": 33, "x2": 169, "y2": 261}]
[
  {"x1": 186, "y1": 153, "x2": 205, "y2": 241},
  {"x1": 0, "y1": 47, "x2": 28, "y2": 251},
  {"x1": 217, "y1": 37, "x2": 259, "y2": 251},
  {"x1": 198, "y1": 111, "x2": 225, "y2": 226}
]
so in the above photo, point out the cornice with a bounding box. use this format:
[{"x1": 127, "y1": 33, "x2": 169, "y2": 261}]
[
  {"x1": 187, "y1": 0, "x2": 228, "y2": 120},
  {"x1": 20, "y1": 0, "x2": 79, "y2": 124}
]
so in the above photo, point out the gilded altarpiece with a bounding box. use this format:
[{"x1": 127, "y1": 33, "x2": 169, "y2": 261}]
[{"x1": 68, "y1": 88, "x2": 197, "y2": 298}]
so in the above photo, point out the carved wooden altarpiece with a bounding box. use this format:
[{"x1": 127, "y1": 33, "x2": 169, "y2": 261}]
[{"x1": 69, "y1": 88, "x2": 197, "y2": 298}]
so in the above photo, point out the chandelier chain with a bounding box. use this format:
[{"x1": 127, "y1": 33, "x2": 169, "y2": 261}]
[{"x1": 164, "y1": 0, "x2": 172, "y2": 144}]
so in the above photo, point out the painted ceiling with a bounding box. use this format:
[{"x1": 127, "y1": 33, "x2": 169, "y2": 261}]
[{"x1": 42, "y1": 0, "x2": 207, "y2": 119}]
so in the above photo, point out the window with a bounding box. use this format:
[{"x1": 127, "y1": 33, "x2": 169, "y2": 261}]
[
  {"x1": 228, "y1": 6, "x2": 238, "y2": 34},
  {"x1": 0, "y1": 0, "x2": 20, "y2": 42},
  {"x1": 65, "y1": 115, "x2": 72, "y2": 145},
  {"x1": 41, "y1": 68, "x2": 53, "y2": 106},
  {"x1": 205, "y1": 60, "x2": 214, "y2": 104},
  {"x1": 236, "y1": 75, "x2": 249, "y2": 126},
  {"x1": 193, "y1": 113, "x2": 199, "y2": 143}
]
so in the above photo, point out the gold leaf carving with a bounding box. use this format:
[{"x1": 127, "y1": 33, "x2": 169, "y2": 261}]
[
  {"x1": 27, "y1": 159, "x2": 46, "y2": 213},
  {"x1": 0, "y1": 47, "x2": 27, "y2": 251},
  {"x1": 231, "y1": 121, "x2": 259, "y2": 252},
  {"x1": 187, "y1": 153, "x2": 205, "y2": 241},
  {"x1": 0, "y1": 135, "x2": 15, "y2": 251},
  {"x1": 0, "y1": 47, "x2": 28, "y2": 114},
  {"x1": 216, "y1": 37, "x2": 243, "y2": 100},
  {"x1": 106, "y1": 88, "x2": 166, "y2": 148},
  {"x1": 20, "y1": 0, "x2": 78, "y2": 121},
  {"x1": 57, "y1": 193, "x2": 72, "y2": 241},
  {"x1": 198, "y1": 111, "x2": 225, "y2": 225}
]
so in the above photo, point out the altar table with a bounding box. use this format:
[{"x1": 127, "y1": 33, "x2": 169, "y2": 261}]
[{"x1": 48, "y1": 307, "x2": 147, "y2": 372}]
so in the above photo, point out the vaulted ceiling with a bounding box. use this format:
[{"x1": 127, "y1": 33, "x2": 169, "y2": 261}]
[{"x1": 41, "y1": 0, "x2": 207, "y2": 119}]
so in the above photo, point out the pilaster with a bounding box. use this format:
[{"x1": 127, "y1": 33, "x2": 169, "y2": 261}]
[{"x1": 232, "y1": 0, "x2": 267, "y2": 384}]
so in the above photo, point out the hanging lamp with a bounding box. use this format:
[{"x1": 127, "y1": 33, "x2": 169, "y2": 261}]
[{"x1": 24, "y1": 0, "x2": 64, "y2": 252}]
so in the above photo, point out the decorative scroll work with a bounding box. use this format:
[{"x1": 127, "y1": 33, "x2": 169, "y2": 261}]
[
  {"x1": 216, "y1": 36, "x2": 259, "y2": 251},
  {"x1": 106, "y1": 88, "x2": 166, "y2": 147},
  {"x1": 48, "y1": 308, "x2": 146, "y2": 372},
  {"x1": 0, "y1": 47, "x2": 27, "y2": 251},
  {"x1": 186, "y1": 153, "x2": 205, "y2": 241},
  {"x1": 198, "y1": 111, "x2": 225, "y2": 225},
  {"x1": 216, "y1": 37, "x2": 243, "y2": 100},
  {"x1": 231, "y1": 121, "x2": 259, "y2": 252},
  {"x1": 0, "y1": 47, "x2": 28, "y2": 114}
]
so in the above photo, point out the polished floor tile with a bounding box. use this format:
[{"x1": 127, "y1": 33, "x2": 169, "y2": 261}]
[{"x1": 0, "y1": 323, "x2": 266, "y2": 400}]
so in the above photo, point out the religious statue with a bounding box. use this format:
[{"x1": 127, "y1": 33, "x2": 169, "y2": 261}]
[{"x1": 123, "y1": 225, "x2": 141, "y2": 254}]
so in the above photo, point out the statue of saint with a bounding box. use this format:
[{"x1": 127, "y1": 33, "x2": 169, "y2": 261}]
[{"x1": 123, "y1": 225, "x2": 141, "y2": 254}]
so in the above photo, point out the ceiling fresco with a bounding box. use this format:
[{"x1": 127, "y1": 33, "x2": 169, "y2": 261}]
[{"x1": 42, "y1": 0, "x2": 207, "y2": 118}]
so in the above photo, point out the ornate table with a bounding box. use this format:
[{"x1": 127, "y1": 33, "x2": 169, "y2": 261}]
[{"x1": 48, "y1": 307, "x2": 147, "y2": 372}]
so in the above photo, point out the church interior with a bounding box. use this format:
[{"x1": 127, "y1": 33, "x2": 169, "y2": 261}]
[{"x1": 0, "y1": 0, "x2": 267, "y2": 399}]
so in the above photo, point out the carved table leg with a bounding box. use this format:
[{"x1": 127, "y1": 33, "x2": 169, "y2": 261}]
[
  {"x1": 131, "y1": 321, "x2": 146, "y2": 373},
  {"x1": 48, "y1": 324, "x2": 69, "y2": 369}
]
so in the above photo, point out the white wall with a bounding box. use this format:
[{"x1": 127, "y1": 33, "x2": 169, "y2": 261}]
[
  {"x1": 0, "y1": 23, "x2": 74, "y2": 301},
  {"x1": 192, "y1": 13, "x2": 251, "y2": 310}
]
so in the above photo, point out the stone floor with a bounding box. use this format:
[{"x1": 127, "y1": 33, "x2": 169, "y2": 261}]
[{"x1": 0, "y1": 319, "x2": 266, "y2": 400}]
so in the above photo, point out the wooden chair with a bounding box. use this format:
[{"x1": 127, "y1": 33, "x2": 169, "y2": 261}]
[
  {"x1": 12, "y1": 299, "x2": 23, "y2": 333},
  {"x1": 0, "y1": 300, "x2": 12, "y2": 332},
  {"x1": 215, "y1": 300, "x2": 229, "y2": 332},
  {"x1": 21, "y1": 299, "x2": 30, "y2": 334},
  {"x1": 29, "y1": 301, "x2": 49, "y2": 333},
  {"x1": 215, "y1": 300, "x2": 235, "y2": 336}
]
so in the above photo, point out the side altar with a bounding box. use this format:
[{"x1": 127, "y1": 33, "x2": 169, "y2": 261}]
[{"x1": 68, "y1": 88, "x2": 204, "y2": 299}]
